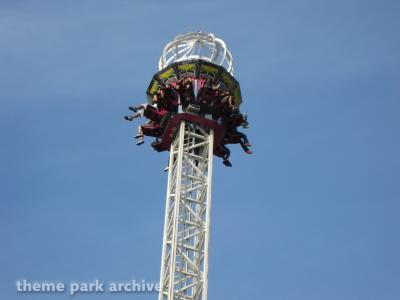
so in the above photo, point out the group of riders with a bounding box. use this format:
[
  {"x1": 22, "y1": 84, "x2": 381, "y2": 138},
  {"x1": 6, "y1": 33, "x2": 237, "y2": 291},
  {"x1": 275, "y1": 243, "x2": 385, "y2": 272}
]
[{"x1": 124, "y1": 77, "x2": 252, "y2": 167}]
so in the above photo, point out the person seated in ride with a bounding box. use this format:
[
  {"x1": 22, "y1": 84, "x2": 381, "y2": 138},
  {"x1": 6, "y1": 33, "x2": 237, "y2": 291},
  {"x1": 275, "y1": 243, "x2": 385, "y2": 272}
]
[
  {"x1": 222, "y1": 110, "x2": 252, "y2": 154},
  {"x1": 137, "y1": 102, "x2": 167, "y2": 124},
  {"x1": 156, "y1": 85, "x2": 180, "y2": 131},
  {"x1": 134, "y1": 122, "x2": 148, "y2": 145},
  {"x1": 128, "y1": 103, "x2": 146, "y2": 112},
  {"x1": 215, "y1": 143, "x2": 232, "y2": 167},
  {"x1": 125, "y1": 101, "x2": 166, "y2": 122},
  {"x1": 135, "y1": 120, "x2": 163, "y2": 146},
  {"x1": 197, "y1": 78, "x2": 219, "y2": 115},
  {"x1": 211, "y1": 90, "x2": 235, "y2": 121},
  {"x1": 239, "y1": 112, "x2": 249, "y2": 128},
  {"x1": 152, "y1": 90, "x2": 167, "y2": 111},
  {"x1": 224, "y1": 131, "x2": 252, "y2": 154},
  {"x1": 176, "y1": 77, "x2": 195, "y2": 109},
  {"x1": 138, "y1": 86, "x2": 178, "y2": 149},
  {"x1": 230, "y1": 108, "x2": 249, "y2": 129},
  {"x1": 124, "y1": 103, "x2": 148, "y2": 121},
  {"x1": 220, "y1": 92, "x2": 236, "y2": 111},
  {"x1": 151, "y1": 89, "x2": 170, "y2": 117},
  {"x1": 132, "y1": 91, "x2": 169, "y2": 145},
  {"x1": 210, "y1": 90, "x2": 223, "y2": 120},
  {"x1": 154, "y1": 85, "x2": 179, "y2": 112}
]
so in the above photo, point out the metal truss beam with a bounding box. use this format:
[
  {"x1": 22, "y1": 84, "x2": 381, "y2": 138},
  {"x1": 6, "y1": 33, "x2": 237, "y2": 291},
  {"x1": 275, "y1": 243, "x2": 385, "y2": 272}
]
[{"x1": 158, "y1": 121, "x2": 214, "y2": 300}]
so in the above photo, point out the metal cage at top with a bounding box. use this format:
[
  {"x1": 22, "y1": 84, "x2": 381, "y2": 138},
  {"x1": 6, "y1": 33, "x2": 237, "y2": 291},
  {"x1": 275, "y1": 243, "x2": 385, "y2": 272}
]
[{"x1": 159, "y1": 32, "x2": 234, "y2": 75}]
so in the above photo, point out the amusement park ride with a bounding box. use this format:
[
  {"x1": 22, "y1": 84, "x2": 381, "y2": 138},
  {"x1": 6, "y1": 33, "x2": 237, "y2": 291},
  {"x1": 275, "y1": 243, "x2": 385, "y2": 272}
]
[{"x1": 125, "y1": 32, "x2": 251, "y2": 300}]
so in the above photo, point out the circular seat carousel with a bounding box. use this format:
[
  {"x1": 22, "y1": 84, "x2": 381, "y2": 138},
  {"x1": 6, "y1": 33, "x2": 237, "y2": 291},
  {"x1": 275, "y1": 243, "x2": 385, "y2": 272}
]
[{"x1": 125, "y1": 32, "x2": 251, "y2": 167}]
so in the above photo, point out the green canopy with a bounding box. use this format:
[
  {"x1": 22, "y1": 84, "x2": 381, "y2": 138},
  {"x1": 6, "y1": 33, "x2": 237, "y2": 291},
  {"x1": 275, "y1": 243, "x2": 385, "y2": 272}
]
[{"x1": 146, "y1": 59, "x2": 242, "y2": 107}]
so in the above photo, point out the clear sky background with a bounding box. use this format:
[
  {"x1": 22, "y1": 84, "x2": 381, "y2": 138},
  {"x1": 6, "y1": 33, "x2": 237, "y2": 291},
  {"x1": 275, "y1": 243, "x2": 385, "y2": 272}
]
[{"x1": 1, "y1": 0, "x2": 399, "y2": 299}]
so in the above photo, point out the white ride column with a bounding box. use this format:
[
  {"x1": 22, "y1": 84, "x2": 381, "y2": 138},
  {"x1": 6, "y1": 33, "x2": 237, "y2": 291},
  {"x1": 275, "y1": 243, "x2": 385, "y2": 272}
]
[{"x1": 158, "y1": 121, "x2": 214, "y2": 300}]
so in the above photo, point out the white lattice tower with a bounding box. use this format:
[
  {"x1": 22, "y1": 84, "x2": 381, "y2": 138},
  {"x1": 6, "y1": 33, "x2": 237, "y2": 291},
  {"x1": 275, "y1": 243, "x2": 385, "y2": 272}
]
[
  {"x1": 158, "y1": 32, "x2": 234, "y2": 300},
  {"x1": 159, "y1": 122, "x2": 214, "y2": 300}
]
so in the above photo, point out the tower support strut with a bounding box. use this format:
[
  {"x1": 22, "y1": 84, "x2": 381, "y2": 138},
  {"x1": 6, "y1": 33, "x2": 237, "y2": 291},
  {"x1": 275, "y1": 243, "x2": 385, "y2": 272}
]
[{"x1": 159, "y1": 121, "x2": 214, "y2": 300}]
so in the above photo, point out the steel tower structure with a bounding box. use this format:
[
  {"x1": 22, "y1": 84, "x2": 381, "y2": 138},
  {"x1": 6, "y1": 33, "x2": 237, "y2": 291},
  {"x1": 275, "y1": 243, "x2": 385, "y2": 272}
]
[
  {"x1": 157, "y1": 32, "x2": 235, "y2": 300},
  {"x1": 126, "y1": 32, "x2": 247, "y2": 300},
  {"x1": 159, "y1": 121, "x2": 214, "y2": 300}
]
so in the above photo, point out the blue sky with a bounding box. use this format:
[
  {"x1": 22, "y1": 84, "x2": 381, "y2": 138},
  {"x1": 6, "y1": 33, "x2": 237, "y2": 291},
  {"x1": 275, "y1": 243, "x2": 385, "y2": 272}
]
[{"x1": 1, "y1": 0, "x2": 399, "y2": 299}]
